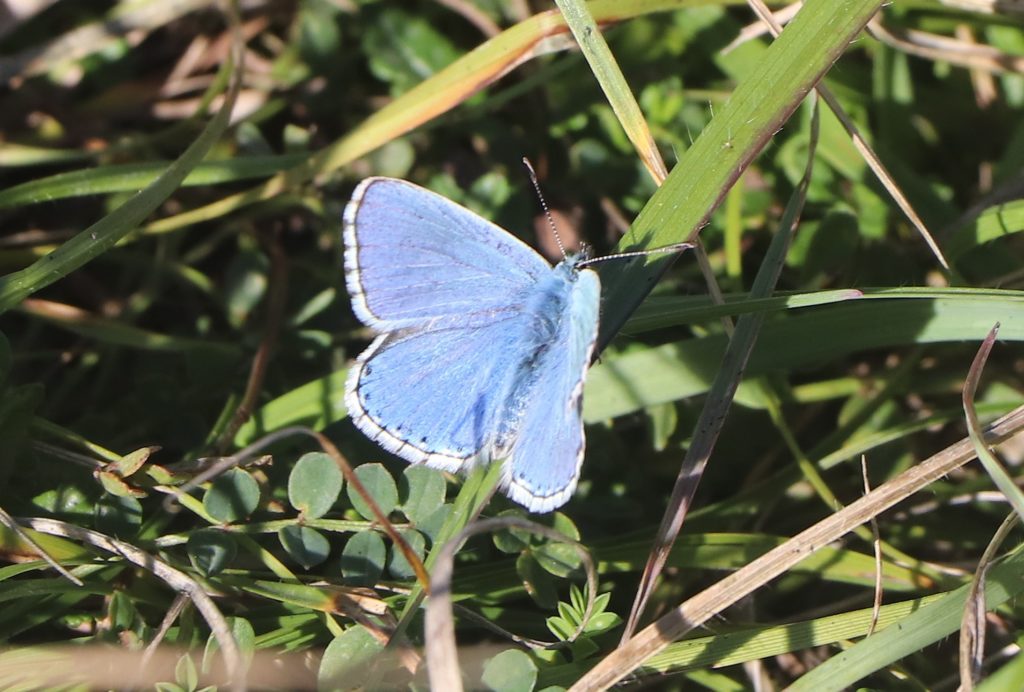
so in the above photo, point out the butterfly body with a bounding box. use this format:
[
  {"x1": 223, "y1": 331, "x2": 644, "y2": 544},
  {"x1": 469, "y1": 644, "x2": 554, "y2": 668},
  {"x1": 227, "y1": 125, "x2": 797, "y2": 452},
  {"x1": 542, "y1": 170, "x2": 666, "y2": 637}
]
[{"x1": 343, "y1": 177, "x2": 600, "y2": 512}]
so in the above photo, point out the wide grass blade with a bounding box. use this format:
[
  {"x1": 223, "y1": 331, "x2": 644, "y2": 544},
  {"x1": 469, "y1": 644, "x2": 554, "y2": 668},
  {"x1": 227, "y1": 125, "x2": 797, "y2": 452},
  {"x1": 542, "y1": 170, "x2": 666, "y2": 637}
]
[{"x1": 597, "y1": 0, "x2": 885, "y2": 344}]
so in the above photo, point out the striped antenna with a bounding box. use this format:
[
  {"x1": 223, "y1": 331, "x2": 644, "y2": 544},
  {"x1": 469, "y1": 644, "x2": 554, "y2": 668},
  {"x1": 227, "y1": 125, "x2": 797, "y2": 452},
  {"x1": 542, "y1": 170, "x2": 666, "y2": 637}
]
[
  {"x1": 522, "y1": 157, "x2": 692, "y2": 266},
  {"x1": 578, "y1": 241, "x2": 694, "y2": 268},
  {"x1": 522, "y1": 157, "x2": 568, "y2": 260}
]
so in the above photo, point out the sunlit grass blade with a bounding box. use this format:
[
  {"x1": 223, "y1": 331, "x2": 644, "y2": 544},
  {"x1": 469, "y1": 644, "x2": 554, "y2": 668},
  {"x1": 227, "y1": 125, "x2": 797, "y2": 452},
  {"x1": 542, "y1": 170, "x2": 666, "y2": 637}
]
[
  {"x1": 572, "y1": 405, "x2": 1024, "y2": 689},
  {"x1": 623, "y1": 96, "x2": 821, "y2": 638},
  {"x1": 963, "y1": 324, "x2": 1024, "y2": 520},
  {"x1": 587, "y1": 291, "x2": 1024, "y2": 420},
  {"x1": 554, "y1": 0, "x2": 668, "y2": 183},
  {"x1": 788, "y1": 542, "x2": 1024, "y2": 691},
  {"x1": 138, "y1": 0, "x2": 736, "y2": 237},
  {"x1": 0, "y1": 155, "x2": 307, "y2": 210},
  {"x1": 597, "y1": 0, "x2": 886, "y2": 344},
  {"x1": 0, "y1": 18, "x2": 245, "y2": 314}
]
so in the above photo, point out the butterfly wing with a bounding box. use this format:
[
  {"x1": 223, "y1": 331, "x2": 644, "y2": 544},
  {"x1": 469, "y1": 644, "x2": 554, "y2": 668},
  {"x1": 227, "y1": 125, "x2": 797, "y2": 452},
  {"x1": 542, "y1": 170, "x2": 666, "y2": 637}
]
[
  {"x1": 346, "y1": 309, "x2": 534, "y2": 471},
  {"x1": 344, "y1": 177, "x2": 551, "y2": 331},
  {"x1": 503, "y1": 266, "x2": 601, "y2": 513}
]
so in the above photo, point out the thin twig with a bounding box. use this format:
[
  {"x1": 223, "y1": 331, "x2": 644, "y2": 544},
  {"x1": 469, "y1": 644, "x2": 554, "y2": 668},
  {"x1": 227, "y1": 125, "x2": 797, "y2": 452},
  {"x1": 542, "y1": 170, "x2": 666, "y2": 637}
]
[
  {"x1": 215, "y1": 234, "x2": 289, "y2": 452},
  {"x1": 869, "y1": 18, "x2": 1024, "y2": 76},
  {"x1": 0, "y1": 505, "x2": 82, "y2": 585},
  {"x1": 426, "y1": 516, "x2": 597, "y2": 692},
  {"x1": 165, "y1": 426, "x2": 431, "y2": 592},
  {"x1": 861, "y1": 456, "x2": 883, "y2": 636},
  {"x1": 747, "y1": 0, "x2": 949, "y2": 270},
  {"x1": 140, "y1": 594, "x2": 190, "y2": 671},
  {"x1": 572, "y1": 404, "x2": 1024, "y2": 690},
  {"x1": 958, "y1": 511, "x2": 1018, "y2": 690},
  {"x1": 21, "y1": 518, "x2": 244, "y2": 688}
]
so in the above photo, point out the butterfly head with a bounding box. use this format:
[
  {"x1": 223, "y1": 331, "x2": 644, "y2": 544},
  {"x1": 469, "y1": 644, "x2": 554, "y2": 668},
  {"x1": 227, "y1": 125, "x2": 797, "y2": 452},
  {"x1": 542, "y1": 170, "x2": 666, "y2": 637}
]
[{"x1": 558, "y1": 245, "x2": 598, "y2": 281}]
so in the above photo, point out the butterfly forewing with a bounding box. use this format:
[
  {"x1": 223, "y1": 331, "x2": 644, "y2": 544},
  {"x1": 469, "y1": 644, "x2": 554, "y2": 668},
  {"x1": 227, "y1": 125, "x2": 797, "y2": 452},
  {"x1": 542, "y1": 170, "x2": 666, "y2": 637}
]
[{"x1": 344, "y1": 178, "x2": 550, "y2": 331}]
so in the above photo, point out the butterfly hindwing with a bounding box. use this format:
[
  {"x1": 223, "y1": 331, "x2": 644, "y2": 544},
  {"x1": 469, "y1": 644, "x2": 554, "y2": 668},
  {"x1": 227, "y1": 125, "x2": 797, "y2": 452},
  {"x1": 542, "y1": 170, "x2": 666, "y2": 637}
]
[
  {"x1": 346, "y1": 308, "x2": 536, "y2": 471},
  {"x1": 344, "y1": 178, "x2": 551, "y2": 331}
]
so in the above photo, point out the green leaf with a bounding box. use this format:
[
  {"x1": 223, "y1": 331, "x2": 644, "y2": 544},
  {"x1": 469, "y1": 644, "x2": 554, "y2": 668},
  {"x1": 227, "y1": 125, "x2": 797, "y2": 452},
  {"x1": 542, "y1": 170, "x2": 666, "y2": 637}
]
[
  {"x1": 175, "y1": 653, "x2": 198, "y2": 691},
  {"x1": 111, "y1": 446, "x2": 158, "y2": 478},
  {"x1": 237, "y1": 579, "x2": 366, "y2": 615},
  {"x1": 386, "y1": 529, "x2": 426, "y2": 581},
  {"x1": 154, "y1": 683, "x2": 183, "y2": 692},
  {"x1": 979, "y1": 646, "x2": 1024, "y2": 692},
  {"x1": 223, "y1": 248, "x2": 268, "y2": 329},
  {"x1": 187, "y1": 529, "x2": 238, "y2": 577},
  {"x1": 95, "y1": 470, "x2": 146, "y2": 499},
  {"x1": 947, "y1": 197, "x2": 1024, "y2": 261},
  {"x1": 297, "y1": 1, "x2": 343, "y2": 66},
  {"x1": 416, "y1": 504, "x2": 452, "y2": 546},
  {"x1": 547, "y1": 615, "x2": 575, "y2": 641},
  {"x1": 400, "y1": 465, "x2": 447, "y2": 524},
  {"x1": 278, "y1": 525, "x2": 331, "y2": 570},
  {"x1": 533, "y1": 514, "x2": 582, "y2": 578},
  {"x1": 362, "y1": 8, "x2": 460, "y2": 96},
  {"x1": 587, "y1": 612, "x2": 622, "y2": 635},
  {"x1": 492, "y1": 510, "x2": 531, "y2": 554},
  {"x1": 569, "y1": 636, "x2": 600, "y2": 662},
  {"x1": 203, "y1": 617, "x2": 255, "y2": 673},
  {"x1": 318, "y1": 625, "x2": 386, "y2": 690},
  {"x1": 203, "y1": 468, "x2": 260, "y2": 524},
  {"x1": 288, "y1": 452, "x2": 343, "y2": 519},
  {"x1": 109, "y1": 589, "x2": 137, "y2": 631},
  {"x1": 341, "y1": 530, "x2": 386, "y2": 586},
  {"x1": 646, "y1": 402, "x2": 677, "y2": 452},
  {"x1": 346, "y1": 463, "x2": 398, "y2": 520},
  {"x1": 234, "y1": 371, "x2": 347, "y2": 446},
  {"x1": 517, "y1": 552, "x2": 557, "y2": 610},
  {"x1": 94, "y1": 494, "x2": 143, "y2": 538},
  {"x1": 481, "y1": 649, "x2": 538, "y2": 692}
]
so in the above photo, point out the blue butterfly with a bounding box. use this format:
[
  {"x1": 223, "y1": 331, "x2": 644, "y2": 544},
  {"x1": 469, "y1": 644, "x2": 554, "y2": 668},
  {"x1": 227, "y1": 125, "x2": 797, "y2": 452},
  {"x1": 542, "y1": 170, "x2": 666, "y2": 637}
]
[{"x1": 343, "y1": 177, "x2": 601, "y2": 513}]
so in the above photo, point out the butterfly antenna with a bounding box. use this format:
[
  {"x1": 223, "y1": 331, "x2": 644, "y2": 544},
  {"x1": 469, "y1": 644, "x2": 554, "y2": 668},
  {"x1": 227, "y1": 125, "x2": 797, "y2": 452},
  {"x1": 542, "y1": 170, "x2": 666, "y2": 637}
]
[
  {"x1": 522, "y1": 157, "x2": 568, "y2": 259},
  {"x1": 578, "y1": 241, "x2": 695, "y2": 268}
]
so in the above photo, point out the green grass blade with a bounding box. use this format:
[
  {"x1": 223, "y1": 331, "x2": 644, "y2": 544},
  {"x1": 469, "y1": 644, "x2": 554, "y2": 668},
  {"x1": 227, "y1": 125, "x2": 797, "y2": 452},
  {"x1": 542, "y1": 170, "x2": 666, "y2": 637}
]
[
  {"x1": 235, "y1": 289, "x2": 1024, "y2": 443},
  {"x1": 947, "y1": 198, "x2": 1024, "y2": 262},
  {"x1": 587, "y1": 292, "x2": 1024, "y2": 420},
  {"x1": 0, "y1": 154, "x2": 307, "y2": 210},
  {"x1": 788, "y1": 544, "x2": 1024, "y2": 691},
  {"x1": 597, "y1": 0, "x2": 885, "y2": 344},
  {"x1": 555, "y1": 0, "x2": 668, "y2": 182},
  {"x1": 0, "y1": 31, "x2": 243, "y2": 314}
]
